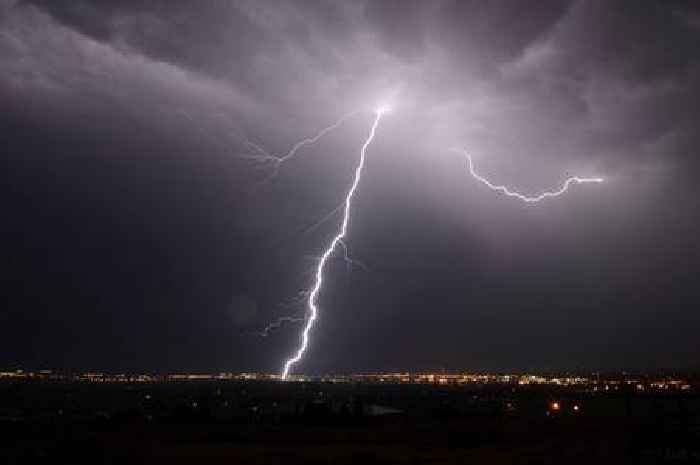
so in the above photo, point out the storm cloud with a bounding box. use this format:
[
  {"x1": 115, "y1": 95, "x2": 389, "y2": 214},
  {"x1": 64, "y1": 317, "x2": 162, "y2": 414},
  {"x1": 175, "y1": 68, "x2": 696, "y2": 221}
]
[{"x1": 2, "y1": 0, "x2": 699, "y2": 373}]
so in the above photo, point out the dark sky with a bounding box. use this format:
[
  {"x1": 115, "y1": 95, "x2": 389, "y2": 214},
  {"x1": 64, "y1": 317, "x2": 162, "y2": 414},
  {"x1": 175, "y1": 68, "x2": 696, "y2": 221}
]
[{"x1": 2, "y1": 0, "x2": 699, "y2": 374}]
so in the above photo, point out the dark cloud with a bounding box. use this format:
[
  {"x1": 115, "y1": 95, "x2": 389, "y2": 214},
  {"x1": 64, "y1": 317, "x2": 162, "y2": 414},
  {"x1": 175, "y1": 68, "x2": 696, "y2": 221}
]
[{"x1": 1, "y1": 0, "x2": 699, "y2": 372}]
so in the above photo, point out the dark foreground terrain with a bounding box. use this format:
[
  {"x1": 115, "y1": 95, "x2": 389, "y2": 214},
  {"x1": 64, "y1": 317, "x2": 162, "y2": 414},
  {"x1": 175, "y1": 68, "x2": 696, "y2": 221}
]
[{"x1": 1, "y1": 379, "x2": 699, "y2": 464}]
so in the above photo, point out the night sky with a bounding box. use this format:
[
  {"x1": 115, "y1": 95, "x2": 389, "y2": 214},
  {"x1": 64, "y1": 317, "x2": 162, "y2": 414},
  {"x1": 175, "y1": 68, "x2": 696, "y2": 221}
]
[{"x1": 2, "y1": 0, "x2": 699, "y2": 374}]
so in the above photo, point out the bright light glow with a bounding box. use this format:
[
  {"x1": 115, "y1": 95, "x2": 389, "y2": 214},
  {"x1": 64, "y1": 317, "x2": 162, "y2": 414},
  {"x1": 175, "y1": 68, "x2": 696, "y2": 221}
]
[
  {"x1": 281, "y1": 109, "x2": 386, "y2": 380},
  {"x1": 376, "y1": 104, "x2": 392, "y2": 115},
  {"x1": 459, "y1": 149, "x2": 603, "y2": 203}
]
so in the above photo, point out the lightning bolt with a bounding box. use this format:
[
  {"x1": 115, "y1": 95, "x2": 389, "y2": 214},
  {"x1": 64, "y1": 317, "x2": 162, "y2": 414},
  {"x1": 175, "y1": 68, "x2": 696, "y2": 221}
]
[
  {"x1": 251, "y1": 111, "x2": 359, "y2": 181},
  {"x1": 281, "y1": 108, "x2": 387, "y2": 380},
  {"x1": 277, "y1": 111, "x2": 359, "y2": 164},
  {"x1": 338, "y1": 239, "x2": 368, "y2": 273},
  {"x1": 256, "y1": 316, "x2": 305, "y2": 337},
  {"x1": 459, "y1": 150, "x2": 603, "y2": 203}
]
